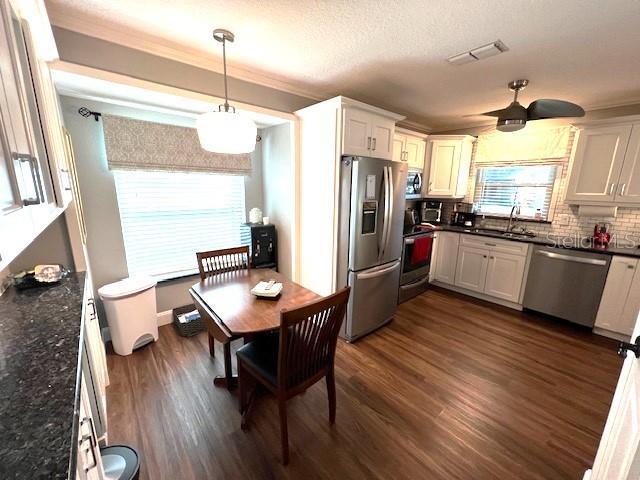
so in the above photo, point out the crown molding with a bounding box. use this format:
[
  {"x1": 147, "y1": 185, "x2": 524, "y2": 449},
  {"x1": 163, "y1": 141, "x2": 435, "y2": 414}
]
[
  {"x1": 50, "y1": 60, "x2": 298, "y2": 123},
  {"x1": 46, "y1": 6, "x2": 329, "y2": 102}
]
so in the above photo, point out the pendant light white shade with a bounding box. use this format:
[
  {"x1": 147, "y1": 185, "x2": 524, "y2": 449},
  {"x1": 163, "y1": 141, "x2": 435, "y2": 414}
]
[
  {"x1": 197, "y1": 110, "x2": 257, "y2": 154},
  {"x1": 197, "y1": 28, "x2": 257, "y2": 154}
]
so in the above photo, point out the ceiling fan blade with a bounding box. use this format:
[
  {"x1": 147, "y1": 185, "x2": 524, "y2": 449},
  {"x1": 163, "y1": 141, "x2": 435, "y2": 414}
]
[
  {"x1": 478, "y1": 108, "x2": 510, "y2": 117},
  {"x1": 527, "y1": 99, "x2": 585, "y2": 120},
  {"x1": 480, "y1": 102, "x2": 527, "y2": 119}
]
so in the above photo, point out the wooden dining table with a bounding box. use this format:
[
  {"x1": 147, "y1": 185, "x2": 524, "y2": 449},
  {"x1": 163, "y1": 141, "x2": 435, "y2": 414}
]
[{"x1": 189, "y1": 268, "x2": 319, "y2": 389}]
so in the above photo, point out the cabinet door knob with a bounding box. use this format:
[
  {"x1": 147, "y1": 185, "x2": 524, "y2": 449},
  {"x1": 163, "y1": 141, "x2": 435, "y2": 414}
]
[
  {"x1": 628, "y1": 265, "x2": 635, "y2": 269},
  {"x1": 372, "y1": 137, "x2": 377, "y2": 151},
  {"x1": 620, "y1": 183, "x2": 627, "y2": 196},
  {"x1": 367, "y1": 137, "x2": 371, "y2": 150},
  {"x1": 609, "y1": 183, "x2": 616, "y2": 195}
]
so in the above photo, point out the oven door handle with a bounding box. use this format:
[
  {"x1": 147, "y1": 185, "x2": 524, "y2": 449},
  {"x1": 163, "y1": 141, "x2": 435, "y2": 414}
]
[{"x1": 400, "y1": 276, "x2": 429, "y2": 290}]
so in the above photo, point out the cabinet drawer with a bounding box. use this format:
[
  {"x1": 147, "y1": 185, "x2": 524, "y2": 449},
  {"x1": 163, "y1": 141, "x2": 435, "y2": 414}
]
[{"x1": 459, "y1": 234, "x2": 529, "y2": 256}]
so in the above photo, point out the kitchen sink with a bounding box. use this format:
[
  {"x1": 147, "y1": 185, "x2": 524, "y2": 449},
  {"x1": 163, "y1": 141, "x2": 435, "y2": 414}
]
[
  {"x1": 465, "y1": 227, "x2": 536, "y2": 239},
  {"x1": 501, "y1": 231, "x2": 537, "y2": 239}
]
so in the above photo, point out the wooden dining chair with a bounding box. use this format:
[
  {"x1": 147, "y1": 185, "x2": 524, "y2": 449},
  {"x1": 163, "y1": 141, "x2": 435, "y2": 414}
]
[
  {"x1": 196, "y1": 246, "x2": 251, "y2": 380},
  {"x1": 196, "y1": 246, "x2": 251, "y2": 280},
  {"x1": 236, "y1": 286, "x2": 351, "y2": 464}
]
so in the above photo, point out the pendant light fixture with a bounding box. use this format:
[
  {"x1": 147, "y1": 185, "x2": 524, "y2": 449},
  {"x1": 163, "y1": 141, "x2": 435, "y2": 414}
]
[{"x1": 196, "y1": 29, "x2": 257, "y2": 154}]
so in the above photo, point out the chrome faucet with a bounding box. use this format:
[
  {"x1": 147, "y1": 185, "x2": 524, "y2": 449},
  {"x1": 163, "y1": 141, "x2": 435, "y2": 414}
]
[{"x1": 507, "y1": 205, "x2": 520, "y2": 232}]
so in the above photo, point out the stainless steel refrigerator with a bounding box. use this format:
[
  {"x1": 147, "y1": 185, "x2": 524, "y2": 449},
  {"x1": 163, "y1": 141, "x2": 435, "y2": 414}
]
[{"x1": 337, "y1": 156, "x2": 407, "y2": 341}]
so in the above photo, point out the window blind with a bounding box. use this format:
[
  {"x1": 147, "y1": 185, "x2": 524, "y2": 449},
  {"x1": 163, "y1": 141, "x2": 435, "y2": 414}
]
[
  {"x1": 113, "y1": 170, "x2": 249, "y2": 278},
  {"x1": 473, "y1": 164, "x2": 559, "y2": 220}
]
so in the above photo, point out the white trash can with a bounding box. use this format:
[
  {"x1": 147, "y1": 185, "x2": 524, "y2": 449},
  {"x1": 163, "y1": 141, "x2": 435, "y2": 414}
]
[{"x1": 98, "y1": 276, "x2": 158, "y2": 356}]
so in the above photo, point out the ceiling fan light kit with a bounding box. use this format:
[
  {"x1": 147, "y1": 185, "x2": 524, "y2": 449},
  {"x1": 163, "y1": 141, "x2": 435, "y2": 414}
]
[
  {"x1": 196, "y1": 28, "x2": 257, "y2": 154},
  {"x1": 482, "y1": 79, "x2": 585, "y2": 133}
]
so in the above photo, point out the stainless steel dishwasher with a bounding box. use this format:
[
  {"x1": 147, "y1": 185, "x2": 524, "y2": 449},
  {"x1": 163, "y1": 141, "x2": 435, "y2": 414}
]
[{"x1": 523, "y1": 246, "x2": 611, "y2": 327}]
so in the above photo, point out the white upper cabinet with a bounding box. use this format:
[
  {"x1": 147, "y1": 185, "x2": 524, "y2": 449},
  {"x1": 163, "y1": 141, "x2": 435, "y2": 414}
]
[
  {"x1": 565, "y1": 121, "x2": 640, "y2": 206},
  {"x1": 616, "y1": 125, "x2": 640, "y2": 204},
  {"x1": 595, "y1": 256, "x2": 640, "y2": 337},
  {"x1": 392, "y1": 134, "x2": 404, "y2": 163},
  {"x1": 423, "y1": 135, "x2": 474, "y2": 198},
  {"x1": 393, "y1": 130, "x2": 427, "y2": 169},
  {"x1": 342, "y1": 107, "x2": 397, "y2": 161},
  {"x1": 343, "y1": 108, "x2": 372, "y2": 157}
]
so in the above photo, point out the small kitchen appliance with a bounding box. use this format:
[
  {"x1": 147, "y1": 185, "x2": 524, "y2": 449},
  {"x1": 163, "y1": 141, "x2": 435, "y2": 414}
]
[
  {"x1": 404, "y1": 208, "x2": 420, "y2": 229},
  {"x1": 593, "y1": 224, "x2": 611, "y2": 247},
  {"x1": 420, "y1": 200, "x2": 442, "y2": 223},
  {"x1": 451, "y1": 211, "x2": 476, "y2": 227}
]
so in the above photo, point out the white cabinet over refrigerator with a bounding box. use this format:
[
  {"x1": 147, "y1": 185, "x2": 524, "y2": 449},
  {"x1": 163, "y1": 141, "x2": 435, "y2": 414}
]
[{"x1": 343, "y1": 106, "x2": 399, "y2": 161}]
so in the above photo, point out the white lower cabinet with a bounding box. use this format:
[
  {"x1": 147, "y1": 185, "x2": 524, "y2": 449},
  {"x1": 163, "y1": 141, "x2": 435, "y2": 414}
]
[
  {"x1": 484, "y1": 252, "x2": 527, "y2": 303},
  {"x1": 433, "y1": 232, "x2": 529, "y2": 307},
  {"x1": 432, "y1": 232, "x2": 459, "y2": 284},
  {"x1": 595, "y1": 256, "x2": 640, "y2": 337},
  {"x1": 455, "y1": 246, "x2": 489, "y2": 292},
  {"x1": 76, "y1": 375, "x2": 105, "y2": 480}
]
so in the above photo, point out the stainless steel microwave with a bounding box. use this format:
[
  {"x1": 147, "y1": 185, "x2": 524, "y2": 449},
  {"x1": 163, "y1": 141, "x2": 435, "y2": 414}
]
[{"x1": 405, "y1": 170, "x2": 422, "y2": 199}]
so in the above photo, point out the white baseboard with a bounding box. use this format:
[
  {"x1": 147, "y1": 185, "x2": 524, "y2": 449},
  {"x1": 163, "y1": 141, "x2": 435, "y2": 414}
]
[
  {"x1": 157, "y1": 309, "x2": 173, "y2": 326},
  {"x1": 593, "y1": 326, "x2": 630, "y2": 342},
  {"x1": 430, "y1": 281, "x2": 523, "y2": 311}
]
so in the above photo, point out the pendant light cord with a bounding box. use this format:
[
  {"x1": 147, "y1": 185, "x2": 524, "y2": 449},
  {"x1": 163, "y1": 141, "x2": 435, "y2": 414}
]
[{"x1": 222, "y1": 36, "x2": 229, "y2": 112}]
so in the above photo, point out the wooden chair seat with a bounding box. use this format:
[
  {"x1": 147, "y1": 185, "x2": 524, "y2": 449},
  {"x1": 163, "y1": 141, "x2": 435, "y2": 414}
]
[{"x1": 236, "y1": 332, "x2": 280, "y2": 385}]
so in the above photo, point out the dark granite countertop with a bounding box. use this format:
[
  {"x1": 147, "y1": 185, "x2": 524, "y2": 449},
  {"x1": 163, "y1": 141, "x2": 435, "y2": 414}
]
[
  {"x1": 0, "y1": 272, "x2": 86, "y2": 479},
  {"x1": 439, "y1": 225, "x2": 640, "y2": 258}
]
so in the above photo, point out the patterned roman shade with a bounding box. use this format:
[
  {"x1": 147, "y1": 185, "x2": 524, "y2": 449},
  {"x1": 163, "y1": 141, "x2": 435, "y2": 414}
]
[
  {"x1": 475, "y1": 126, "x2": 572, "y2": 164},
  {"x1": 102, "y1": 114, "x2": 252, "y2": 175}
]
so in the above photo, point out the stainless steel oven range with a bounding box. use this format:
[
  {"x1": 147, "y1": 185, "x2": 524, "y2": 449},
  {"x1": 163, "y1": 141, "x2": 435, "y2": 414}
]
[{"x1": 399, "y1": 228, "x2": 434, "y2": 303}]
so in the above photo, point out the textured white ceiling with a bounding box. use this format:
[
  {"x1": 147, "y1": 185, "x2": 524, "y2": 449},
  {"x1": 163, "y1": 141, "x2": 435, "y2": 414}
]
[{"x1": 45, "y1": 0, "x2": 640, "y2": 130}]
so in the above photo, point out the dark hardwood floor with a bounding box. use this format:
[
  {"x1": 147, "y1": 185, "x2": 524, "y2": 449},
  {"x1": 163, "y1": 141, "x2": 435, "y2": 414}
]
[{"x1": 106, "y1": 287, "x2": 622, "y2": 480}]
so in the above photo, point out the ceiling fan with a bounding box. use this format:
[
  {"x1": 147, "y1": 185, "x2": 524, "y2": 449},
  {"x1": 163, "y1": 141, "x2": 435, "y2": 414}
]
[{"x1": 480, "y1": 79, "x2": 585, "y2": 132}]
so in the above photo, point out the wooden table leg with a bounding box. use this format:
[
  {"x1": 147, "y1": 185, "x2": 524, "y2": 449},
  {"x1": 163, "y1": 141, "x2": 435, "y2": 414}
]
[
  {"x1": 208, "y1": 333, "x2": 215, "y2": 358},
  {"x1": 213, "y1": 341, "x2": 238, "y2": 390}
]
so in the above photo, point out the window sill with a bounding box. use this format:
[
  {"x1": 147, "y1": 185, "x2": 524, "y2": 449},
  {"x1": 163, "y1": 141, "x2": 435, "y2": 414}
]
[{"x1": 154, "y1": 269, "x2": 200, "y2": 285}]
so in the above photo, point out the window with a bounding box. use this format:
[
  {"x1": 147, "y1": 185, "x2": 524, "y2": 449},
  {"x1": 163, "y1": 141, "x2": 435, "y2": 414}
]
[
  {"x1": 113, "y1": 170, "x2": 249, "y2": 278},
  {"x1": 473, "y1": 164, "x2": 559, "y2": 220}
]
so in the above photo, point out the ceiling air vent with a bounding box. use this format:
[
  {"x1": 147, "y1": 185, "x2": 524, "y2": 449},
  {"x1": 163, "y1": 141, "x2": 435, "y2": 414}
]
[{"x1": 447, "y1": 40, "x2": 509, "y2": 65}]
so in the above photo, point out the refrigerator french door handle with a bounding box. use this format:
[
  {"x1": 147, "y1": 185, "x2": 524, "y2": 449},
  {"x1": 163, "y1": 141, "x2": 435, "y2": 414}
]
[
  {"x1": 377, "y1": 167, "x2": 386, "y2": 262},
  {"x1": 356, "y1": 260, "x2": 400, "y2": 280},
  {"x1": 381, "y1": 166, "x2": 391, "y2": 258},
  {"x1": 384, "y1": 166, "x2": 394, "y2": 257}
]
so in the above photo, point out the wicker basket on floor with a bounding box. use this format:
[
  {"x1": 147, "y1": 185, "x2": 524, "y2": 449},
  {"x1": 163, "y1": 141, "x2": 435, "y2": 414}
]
[{"x1": 172, "y1": 304, "x2": 205, "y2": 337}]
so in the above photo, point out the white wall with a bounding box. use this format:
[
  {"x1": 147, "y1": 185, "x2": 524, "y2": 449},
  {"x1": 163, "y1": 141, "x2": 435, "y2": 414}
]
[{"x1": 261, "y1": 123, "x2": 295, "y2": 279}]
